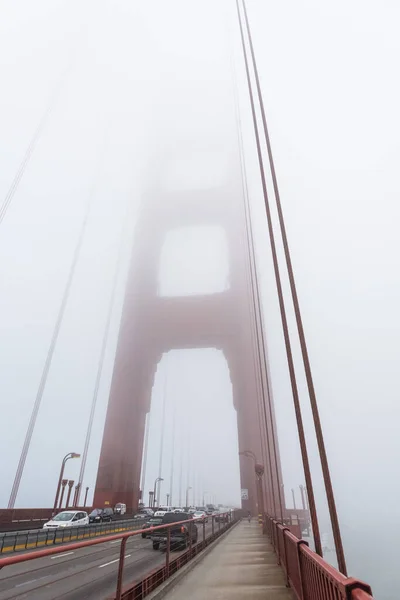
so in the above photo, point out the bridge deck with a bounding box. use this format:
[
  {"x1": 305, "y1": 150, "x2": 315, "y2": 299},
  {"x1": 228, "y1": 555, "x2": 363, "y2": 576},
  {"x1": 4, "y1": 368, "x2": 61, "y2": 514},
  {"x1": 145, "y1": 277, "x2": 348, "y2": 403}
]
[{"x1": 161, "y1": 520, "x2": 293, "y2": 599}]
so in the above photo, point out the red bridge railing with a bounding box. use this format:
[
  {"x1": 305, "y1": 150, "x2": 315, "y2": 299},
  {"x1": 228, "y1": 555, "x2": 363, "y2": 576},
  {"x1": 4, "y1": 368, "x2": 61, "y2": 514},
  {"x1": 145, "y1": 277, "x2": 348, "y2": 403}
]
[{"x1": 265, "y1": 516, "x2": 374, "y2": 600}]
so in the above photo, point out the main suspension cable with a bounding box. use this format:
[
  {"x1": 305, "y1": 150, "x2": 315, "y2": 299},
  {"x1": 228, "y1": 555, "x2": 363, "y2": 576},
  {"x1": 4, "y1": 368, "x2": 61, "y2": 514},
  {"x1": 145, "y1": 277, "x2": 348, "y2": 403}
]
[{"x1": 235, "y1": 0, "x2": 322, "y2": 556}]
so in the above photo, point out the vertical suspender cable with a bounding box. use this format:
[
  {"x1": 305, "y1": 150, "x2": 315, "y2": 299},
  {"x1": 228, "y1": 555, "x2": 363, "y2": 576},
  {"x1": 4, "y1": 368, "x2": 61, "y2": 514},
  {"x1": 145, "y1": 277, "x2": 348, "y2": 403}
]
[
  {"x1": 227, "y1": 6, "x2": 277, "y2": 519},
  {"x1": 157, "y1": 358, "x2": 168, "y2": 506},
  {"x1": 169, "y1": 403, "x2": 176, "y2": 506},
  {"x1": 7, "y1": 199, "x2": 91, "y2": 508},
  {"x1": 76, "y1": 209, "x2": 128, "y2": 504},
  {"x1": 233, "y1": 74, "x2": 278, "y2": 519},
  {"x1": 241, "y1": 0, "x2": 347, "y2": 574},
  {"x1": 140, "y1": 413, "x2": 151, "y2": 504},
  {"x1": 232, "y1": 0, "x2": 284, "y2": 523},
  {"x1": 235, "y1": 0, "x2": 322, "y2": 556},
  {"x1": 178, "y1": 428, "x2": 183, "y2": 508}
]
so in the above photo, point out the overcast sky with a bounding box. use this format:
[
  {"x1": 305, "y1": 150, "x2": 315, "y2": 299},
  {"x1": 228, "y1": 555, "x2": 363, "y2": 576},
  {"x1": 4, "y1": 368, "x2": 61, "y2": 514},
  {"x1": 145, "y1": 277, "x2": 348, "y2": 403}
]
[{"x1": 1, "y1": 1, "x2": 400, "y2": 598}]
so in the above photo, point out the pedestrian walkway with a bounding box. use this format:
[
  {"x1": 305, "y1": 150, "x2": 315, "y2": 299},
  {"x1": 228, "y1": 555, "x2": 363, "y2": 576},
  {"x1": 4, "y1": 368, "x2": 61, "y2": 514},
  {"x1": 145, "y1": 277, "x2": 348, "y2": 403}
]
[{"x1": 163, "y1": 519, "x2": 293, "y2": 599}]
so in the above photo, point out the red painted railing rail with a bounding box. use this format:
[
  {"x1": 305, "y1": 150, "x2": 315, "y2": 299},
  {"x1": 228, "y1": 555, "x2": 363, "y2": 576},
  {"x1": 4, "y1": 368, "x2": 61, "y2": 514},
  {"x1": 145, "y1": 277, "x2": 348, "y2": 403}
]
[{"x1": 265, "y1": 516, "x2": 374, "y2": 600}]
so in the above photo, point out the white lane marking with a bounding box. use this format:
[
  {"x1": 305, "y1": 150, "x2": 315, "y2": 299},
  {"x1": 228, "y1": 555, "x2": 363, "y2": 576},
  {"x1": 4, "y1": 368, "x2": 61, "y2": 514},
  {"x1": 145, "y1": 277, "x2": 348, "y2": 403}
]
[
  {"x1": 50, "y1": 551, "x2": 74, "y2": 559},
  {"x1": 15, "y1": 579, "x2": 37, "y2": 587},
  {"x1": 109, "y1": 540, "x2": 120, "y2": 544},
  {"x1": 15, "y1": 575, "x2": 50, "y2": 588},
  {"x1": 98, "y1": 555, "x2": 131, "y2": 569}
]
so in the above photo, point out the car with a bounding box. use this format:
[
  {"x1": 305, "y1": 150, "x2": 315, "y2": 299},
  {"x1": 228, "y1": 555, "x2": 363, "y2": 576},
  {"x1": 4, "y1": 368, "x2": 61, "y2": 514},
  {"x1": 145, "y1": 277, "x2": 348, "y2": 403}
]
[
  {"x1": 43, "y1": 511, "x2": 89, "y2": 529},
  {"x1": 150, "y1": 512, "x2": 198, "y2": 550},
  {"x1": 134, "y1": 509, "x2": 154, "y2": 519},
  {"x1": 154, "y1": 507, "x2": 171, "y2": 517},
  {"x1": 89, "y1": 508, "x2": 114, "y2": 523},
  {"x1": 193, "y1": 510, "x2": 208, "y2": 523},
  {"x1": 114, "y1": 503, "x2": 126, "y2": 515},
  {"x1": 141, "y1": 516, "x2": 163, "y2": 538}
]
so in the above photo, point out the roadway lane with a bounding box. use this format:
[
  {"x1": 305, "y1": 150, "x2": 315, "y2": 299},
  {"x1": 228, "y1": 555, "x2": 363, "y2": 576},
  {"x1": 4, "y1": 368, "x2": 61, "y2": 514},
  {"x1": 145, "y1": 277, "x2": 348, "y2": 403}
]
[{"x1": 0, "y1": 521, "x2": 218, "y2": 600}]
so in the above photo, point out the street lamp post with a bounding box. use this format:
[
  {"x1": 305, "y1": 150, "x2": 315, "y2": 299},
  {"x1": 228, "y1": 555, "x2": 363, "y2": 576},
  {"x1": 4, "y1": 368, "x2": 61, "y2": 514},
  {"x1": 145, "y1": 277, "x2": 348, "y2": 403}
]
[
  {"x1": 84, "y1": 486, "x2": 89, "y2": 507},
  {"x1": 73, "y1": 483, "x2": 81, "y2": 507},
  {"x1": 202, "y1": 491, "x2": 208, "y2": 506},
  {"x1": 66, "y1": 480, "x2": 74, "y2": 508},
  {"x1": 59, "y1": 479, "x2": 68, "y2": 509},
  {"x1": 185, "y1": 486, "x2": 192, "y2": 510},
  {"x1": 166, "y1": 493, "x2": 170, "y2": 507},
  {"x1": 153, "y1": 477, "x2": 163, "y2": 508},
  {"x1": 239, "y1": 450, "x2": 265, "y2": 525},
  {"x1": 53, "y1": 452, "x2": 81, "y2": 513},
  {"x1": 291, "y1": 488, "x2": 297, "y2": 510},
  {"x1": 299, "y1": 485, "x2": 306, "y2": 510}
]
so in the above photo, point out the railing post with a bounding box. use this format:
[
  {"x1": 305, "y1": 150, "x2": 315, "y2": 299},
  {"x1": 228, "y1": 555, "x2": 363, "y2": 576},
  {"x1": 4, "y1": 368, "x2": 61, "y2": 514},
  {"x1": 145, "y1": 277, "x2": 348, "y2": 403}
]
[
  {"x1": 115, "y1": 537, "x2": 127, "y2": 600},
  {"x1": 295, "y1": 539, "x2": 308, "y2": 600},
  {"x1": 212, "y1": 515, "x2": 215, "y2": 535},
  {"x1": 189, "y1": 522, "x2": 193, "y2": 554},
  {"x1": 281, "y1": 526, "x2": 290, "y2": 588},
  {"x1": 203, "y1": 519, "x2": 206, "y2": 543},
  {"x1": 165, "y1": 529, "x2": 170, "y2": 577}
]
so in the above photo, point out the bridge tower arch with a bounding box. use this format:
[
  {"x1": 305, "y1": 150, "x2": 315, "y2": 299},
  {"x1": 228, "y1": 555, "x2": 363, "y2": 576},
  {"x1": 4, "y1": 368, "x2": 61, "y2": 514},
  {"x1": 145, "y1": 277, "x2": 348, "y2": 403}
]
[{"x1": 93, "y1": 147, "x2": 267, "y2": 513}]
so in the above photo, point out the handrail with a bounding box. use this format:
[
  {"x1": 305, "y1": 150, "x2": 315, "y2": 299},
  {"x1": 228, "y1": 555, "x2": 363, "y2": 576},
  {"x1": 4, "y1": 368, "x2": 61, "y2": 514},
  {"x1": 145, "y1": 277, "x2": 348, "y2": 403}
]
[
  {"x1": 0, "y1": 513, "x2": 209, "y2": 567},
  {"x1": 264, "y1": 515, "x2": 374, "y2": 600}
]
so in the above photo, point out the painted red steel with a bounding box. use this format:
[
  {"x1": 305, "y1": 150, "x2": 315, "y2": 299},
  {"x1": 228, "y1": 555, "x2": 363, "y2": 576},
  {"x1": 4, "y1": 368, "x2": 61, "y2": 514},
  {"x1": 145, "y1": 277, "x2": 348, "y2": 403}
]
[
  {"x1": 265, "y1": 516, "x2": 374, "y2": 600},
  {"x1": 92, "y1": 144, "x2": 278, "y2": 515}
]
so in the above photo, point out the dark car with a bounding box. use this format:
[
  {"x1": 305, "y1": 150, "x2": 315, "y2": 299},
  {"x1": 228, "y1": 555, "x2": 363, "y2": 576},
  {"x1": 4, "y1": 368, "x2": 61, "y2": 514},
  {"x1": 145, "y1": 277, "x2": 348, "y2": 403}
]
[
  {"x1": 141, "y1": 517, "x2": 163, "y2": 538},
  {"x1": 150, "y1": 512, "x2": 198, "y2": 550},
  {"x1": 89, "y1": 508, "x2": 114, "y2": 523}
]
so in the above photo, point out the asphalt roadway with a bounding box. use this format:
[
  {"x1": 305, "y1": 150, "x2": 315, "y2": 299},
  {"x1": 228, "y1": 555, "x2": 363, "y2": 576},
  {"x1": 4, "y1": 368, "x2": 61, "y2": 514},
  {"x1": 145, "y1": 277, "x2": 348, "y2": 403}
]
[{"x1": 0, "y1": 521, "x2": 216, "y2": 600}]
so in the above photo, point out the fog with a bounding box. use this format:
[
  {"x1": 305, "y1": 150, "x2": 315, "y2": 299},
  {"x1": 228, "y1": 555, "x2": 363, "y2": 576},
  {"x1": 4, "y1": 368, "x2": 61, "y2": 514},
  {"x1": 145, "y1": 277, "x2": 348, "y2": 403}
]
[{"x1": 1, "y1": 0, "x2": 400, "y2": 598}]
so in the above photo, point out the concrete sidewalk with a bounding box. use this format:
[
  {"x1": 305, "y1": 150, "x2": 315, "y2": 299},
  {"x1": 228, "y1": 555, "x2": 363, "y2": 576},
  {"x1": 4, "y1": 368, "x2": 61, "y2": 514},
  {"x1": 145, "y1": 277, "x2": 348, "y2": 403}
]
[{"x1": 161, "y1": 520, "x2": 293, "y2": 599}]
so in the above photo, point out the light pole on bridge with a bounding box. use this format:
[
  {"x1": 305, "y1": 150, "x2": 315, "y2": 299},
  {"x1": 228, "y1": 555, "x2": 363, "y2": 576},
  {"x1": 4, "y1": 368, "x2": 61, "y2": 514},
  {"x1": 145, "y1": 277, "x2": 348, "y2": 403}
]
[
  {"x1": 53, "y1": 452, "x2": 81, "y2": 513},
  {"x1": 153, "y1": 477, "x2": 163, "y2": 508},
  {"x1": 84, "y1": 486, "x2": 89, "y2": 507},
  {"x1": 239, "y1": 450, "x2": 265, "y2": 524},
  {"x1": 185, "y1": 486, "x2": 192, "y2": 510}
]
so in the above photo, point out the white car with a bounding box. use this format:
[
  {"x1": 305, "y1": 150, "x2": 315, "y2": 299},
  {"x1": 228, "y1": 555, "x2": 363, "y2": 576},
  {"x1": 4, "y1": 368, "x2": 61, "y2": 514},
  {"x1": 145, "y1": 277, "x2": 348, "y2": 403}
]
[
  {"x1": 154, "y1": 506, "x2": 172, "y2": 517},
  {"x1": 193, "y1": 510, "x2": 208, "y2": 523},
  {"x1": 43, "y1": 510, "x2": 89, "y2": 529},
  {"x1": 114, "y1": 503, "x2": 126, "y2": 515}
]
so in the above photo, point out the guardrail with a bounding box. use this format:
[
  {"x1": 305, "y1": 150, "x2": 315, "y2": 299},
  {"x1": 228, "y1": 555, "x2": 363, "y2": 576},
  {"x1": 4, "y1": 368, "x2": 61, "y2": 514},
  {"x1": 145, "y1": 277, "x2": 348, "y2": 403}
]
[
  {"x1": 0, "y1": 516, "x2": 147, "y2": 554},
  {"x1": 0, "y1": 512, "x2": 236, "y2": 600},
  {"x1": 264, "y1": 516, "x2": 374, "y2": 600}
]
